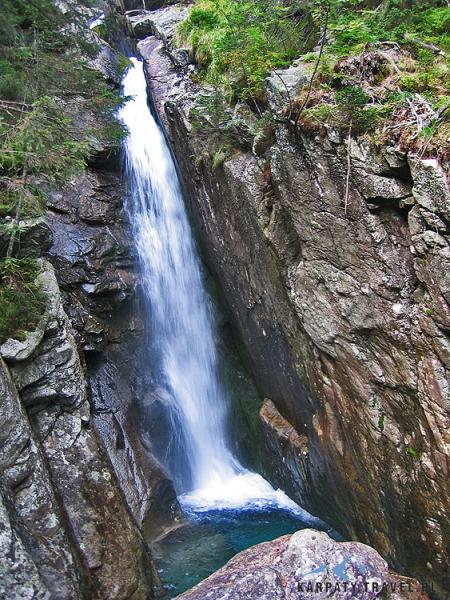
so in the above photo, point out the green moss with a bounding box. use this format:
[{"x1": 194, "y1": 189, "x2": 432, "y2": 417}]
[
  {"x1": 212, "y1": 144, "x2": 232, "y2": 169},
  {"x1": 0, "y1": 258, "x2": 46, "y2": 344},
  {"x1": 406, "y1": 446, "x2": 420, "y2": 460},
  {"x1": 177, "y1": 0, "x2": 317, "y2": 102}
]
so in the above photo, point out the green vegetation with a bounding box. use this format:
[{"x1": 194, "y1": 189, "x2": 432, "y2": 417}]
[
  {"x1": 406, "y1": 446, "x2": 420, "y2": 459},
  {"x1": 0, "y1": 0, "x2": 127, "y2": 339},
  {"x1": 0, "y1": 258, "x2": 46, "y2": 344},
  {"x1": 0, "y1": 0, "x2": 126, "y2": 227},
  {"x1": 299, "y1": 0, "x2": 449, "y2": 151},
  {"x1": 179, "y1": 0, "x2": 449, "y2": 160},
  {"x1": 177, "y1": 0, "x2": 317, "y2": 102},
  {"x1": 326, "y1": 1, "x2": 450, "y2": 57}
]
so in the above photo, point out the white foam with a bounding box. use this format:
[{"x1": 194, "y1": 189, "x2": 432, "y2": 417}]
[{"x1": 179, "y1": 470, "x2": 317, "y2": 522}]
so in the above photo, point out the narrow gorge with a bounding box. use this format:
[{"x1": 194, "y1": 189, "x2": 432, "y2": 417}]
[{"x1": 0, "y1": 1, "x2": 448, "y2": 599}]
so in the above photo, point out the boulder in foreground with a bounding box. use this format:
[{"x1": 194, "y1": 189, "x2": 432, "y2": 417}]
[{"x1": 178, "y1": 529, "x2": 429, "y2": 600}]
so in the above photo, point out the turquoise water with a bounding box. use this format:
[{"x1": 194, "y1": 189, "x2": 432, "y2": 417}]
[{"x1": 153, "y1": 507, "x2": 337, "y2": 597}]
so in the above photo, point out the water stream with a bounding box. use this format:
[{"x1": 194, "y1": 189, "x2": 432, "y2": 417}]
[{"x1": 119, "y1": 58, "x2": 333, "y2": 596}]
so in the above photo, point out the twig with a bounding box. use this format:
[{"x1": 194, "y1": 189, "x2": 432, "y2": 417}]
[
  {"x1": 418, "y1": 134, "x2": 434, "y2": 159},
  {"x1": 0, "y1": 101, "x2": 31, "y2": 113},
  {"x1": 293, "y1": 2, "x2": 330, "y2": 128},
  {"x1": 344, "y1": 121, "x2": 352, "y2": 216}
]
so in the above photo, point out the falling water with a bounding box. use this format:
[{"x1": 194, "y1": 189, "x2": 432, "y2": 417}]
[{"x1": 119, "y1": 58, "x2": 309, "y2": 514}]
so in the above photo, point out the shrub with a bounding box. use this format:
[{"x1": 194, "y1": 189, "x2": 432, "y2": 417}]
[
  {"x1": 0, "y1": 258, "x2": 46, "y2": 344},
  {"x1": 178, "y1": 0, "x2": 317, "y2": 101}
]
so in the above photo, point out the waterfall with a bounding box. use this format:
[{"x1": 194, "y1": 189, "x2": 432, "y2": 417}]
[{"x1": 119, "y1": 58, "x2": 305, "y2": 515}]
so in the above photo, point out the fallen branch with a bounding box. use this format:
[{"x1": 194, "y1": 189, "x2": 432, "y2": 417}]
[{"x1": 404, "y1": 33, "x2": 446, "y2": 56}]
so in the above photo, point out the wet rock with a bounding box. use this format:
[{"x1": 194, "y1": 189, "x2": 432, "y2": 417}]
[
  {"x1": 260, "y1": 399, "x2": 309, "y2": 504},
  {"x1": 45, "y1": 147, "x2": 179, "y2": 569},
  {"x1": 178, "y1": 529, "x2": 424, "y2": 600},
  {"x1": 47, "y1": 169, "x2": 135, "y2": 351},
  {"x1": 89, "y1": 342, "x2": 181, "y2": 540}
]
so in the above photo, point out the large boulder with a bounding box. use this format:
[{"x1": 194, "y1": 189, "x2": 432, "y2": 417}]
[{"x1": 179, "y1": 529, "x2": 428, "y2": 599}]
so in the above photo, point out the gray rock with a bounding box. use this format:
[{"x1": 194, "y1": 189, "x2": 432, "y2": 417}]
[
  {"x1": 178, "y1": 529, "x2": 392, "y2": 599},
  {"x1": 90, "y1": 38, "x2": 122, "y2": 84},
  {"x1": 90, "y1": 344, "x2": 181, "y2": 540},
  {"x1": 409, "y1": 157, "x2": 450, "y2": 221},
  {"x1": 128, "y1": 4, "x2": 189, "y2": 48},
  {"x1": 0, "y1": 493, "x2": 50, "y2": 600},
  {"x1": 4, "y1": 261, "x2": 155, "y2": 598},
  {"x1": 266, "y1": 61, "x2": 312, "y2": 113},
  {"x1": 0, "y1": 357, "x2": 81, "y2": 598},
  {"x1": 141, "y1": 34, "x2": 450, "y2": 595}
]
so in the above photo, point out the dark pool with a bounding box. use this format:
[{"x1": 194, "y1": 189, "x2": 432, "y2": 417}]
[{"x1": 152, "y1": 506, "x2": 338, "y2": 597}]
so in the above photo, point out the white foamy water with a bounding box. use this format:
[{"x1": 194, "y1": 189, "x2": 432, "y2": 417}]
[
  {"x1": 180, "y1": 471, "x2": 317, "y2": 519},
  {"x1": 119, "y1": 58, "x2": 308, "y2": 516}
]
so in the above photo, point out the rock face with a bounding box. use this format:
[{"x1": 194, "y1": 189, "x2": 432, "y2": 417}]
[
  {"x1": 0, "y1": 262, "x2": 155, "y2": 598},
  {"x1": 136, "y1": 8, "x2": 449, "y2": 596},
  {"x1": 178, "y1": 529, "x2": 428, "y2": 600},
  {"x1": 46, "y1": 164, "x2": 180, "y2": 537},
  {"x1": 0, "y1": 355, "x2": 82, "y2": 599}
]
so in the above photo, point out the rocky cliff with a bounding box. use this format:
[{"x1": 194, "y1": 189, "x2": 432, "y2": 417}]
[{"x1": 131, "y1": 5, "x2": 449, "y2": 595}]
